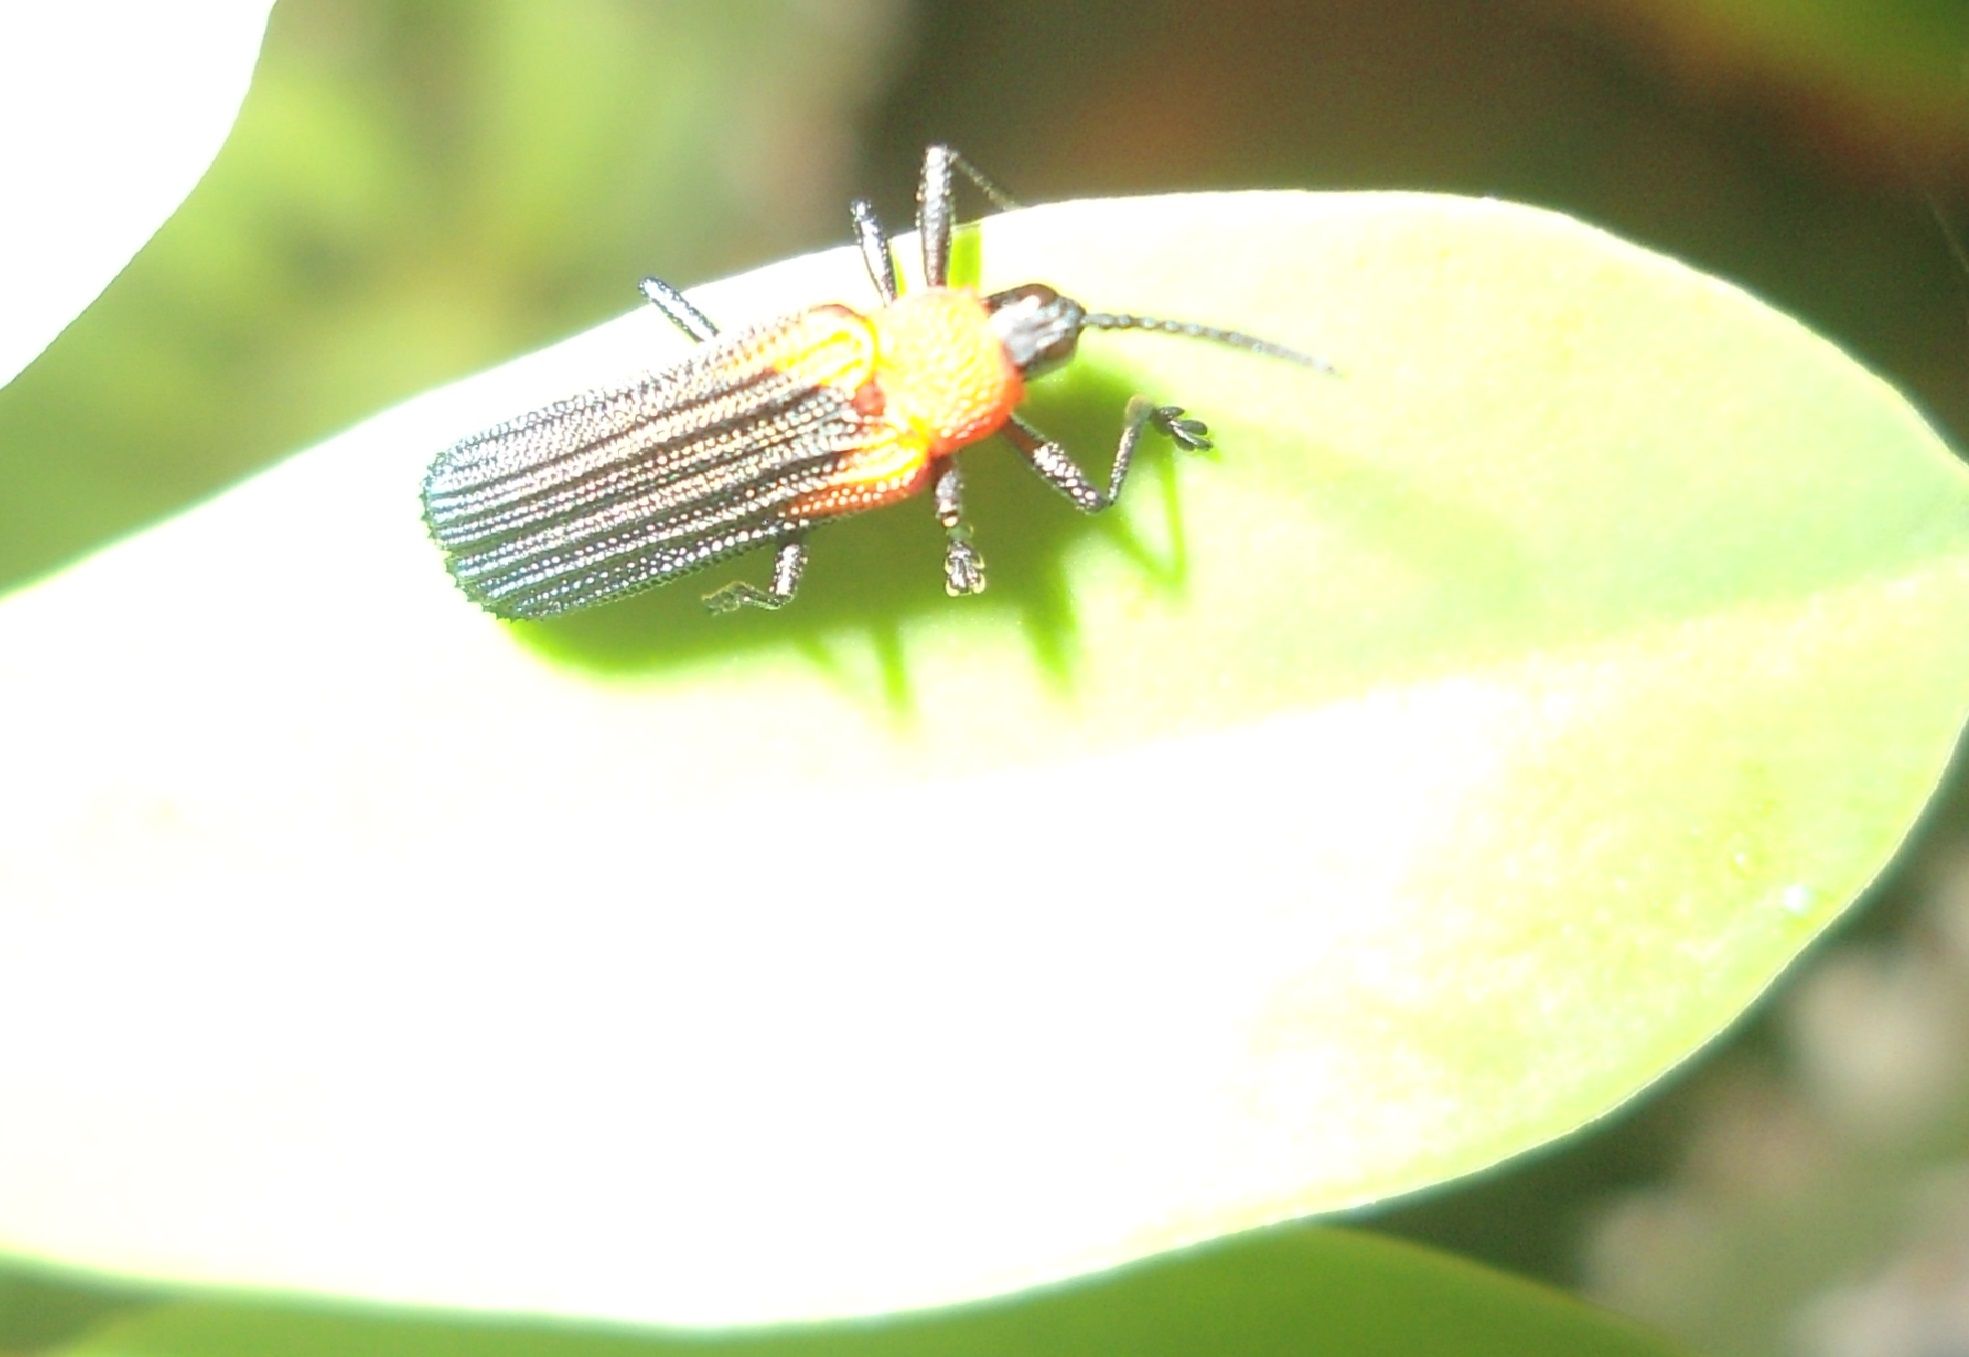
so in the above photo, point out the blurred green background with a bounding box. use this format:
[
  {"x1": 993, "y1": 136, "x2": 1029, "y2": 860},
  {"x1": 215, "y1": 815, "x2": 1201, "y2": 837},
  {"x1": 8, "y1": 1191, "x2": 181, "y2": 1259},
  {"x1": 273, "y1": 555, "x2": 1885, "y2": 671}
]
[{"x1": 4, "y1": 2, "x2": 1967, "y2": 1355}]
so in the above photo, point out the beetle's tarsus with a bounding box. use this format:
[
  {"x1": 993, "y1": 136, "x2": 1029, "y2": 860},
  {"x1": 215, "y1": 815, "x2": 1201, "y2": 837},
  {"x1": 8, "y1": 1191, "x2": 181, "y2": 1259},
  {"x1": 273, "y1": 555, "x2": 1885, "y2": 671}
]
[
  {"x1": 1153, "y1": 405, "x2": 1213, "y2": 451},
  {"x1": 944, "y1": 537, "x2": 987, "y2": 596},
  {"x1": 702, "y1": 582, "x2": 785, "y2": 613}
]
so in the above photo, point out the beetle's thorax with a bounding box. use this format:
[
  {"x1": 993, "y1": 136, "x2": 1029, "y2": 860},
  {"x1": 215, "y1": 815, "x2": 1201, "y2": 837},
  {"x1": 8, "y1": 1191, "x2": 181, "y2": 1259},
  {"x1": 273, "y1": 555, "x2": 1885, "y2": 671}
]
[{"x1": 867, "y1": 287, "x2": 1027, "y2": 455}]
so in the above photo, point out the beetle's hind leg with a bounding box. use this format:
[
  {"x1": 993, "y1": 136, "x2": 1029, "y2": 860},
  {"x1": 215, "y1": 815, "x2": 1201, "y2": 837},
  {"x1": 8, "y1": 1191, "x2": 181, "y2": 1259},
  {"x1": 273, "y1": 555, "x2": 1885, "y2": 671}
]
[
  {"x1": 638, "y1": 276, "x2": 719, "y2": 342},
  {"x1": 1002, "y1": 399, "x2": 1211, "y2": 512},
  {"x1": 703, "y1": 537, "x2": 809, "y2": 614},
  {"x1": 933, "y1": 464, "x2": 986, "y2": 596}
]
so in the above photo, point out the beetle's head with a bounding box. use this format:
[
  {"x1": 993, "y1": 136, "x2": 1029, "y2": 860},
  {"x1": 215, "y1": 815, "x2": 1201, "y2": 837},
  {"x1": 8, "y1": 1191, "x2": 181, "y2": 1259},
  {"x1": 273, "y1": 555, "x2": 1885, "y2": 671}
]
[{"x1": 984, "y1": 284, "x2": 1085, "y2": 377}]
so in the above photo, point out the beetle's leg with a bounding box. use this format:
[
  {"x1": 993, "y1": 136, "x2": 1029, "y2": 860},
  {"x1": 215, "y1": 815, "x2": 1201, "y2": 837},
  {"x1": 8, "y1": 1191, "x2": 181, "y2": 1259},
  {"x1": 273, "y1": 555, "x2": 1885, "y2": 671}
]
[
  {"x1": 702, "y1": 537, "x2": 808, "y2": 614},
  {"x1": 638, "y1": 276, "x2": 719, "y2": 342},
  {"x1": 932, "y1": 463, "x2": 986, "y2": 596},
  {"x1": 850, "y1": 199, "x2": 899, "y2": 303},
  {"x1": 1003, "y1": 400, "x2": 1212, "y2": 513},
  {"x1": 917, "y1": 144, "x2": 1023, "y2": 289}
]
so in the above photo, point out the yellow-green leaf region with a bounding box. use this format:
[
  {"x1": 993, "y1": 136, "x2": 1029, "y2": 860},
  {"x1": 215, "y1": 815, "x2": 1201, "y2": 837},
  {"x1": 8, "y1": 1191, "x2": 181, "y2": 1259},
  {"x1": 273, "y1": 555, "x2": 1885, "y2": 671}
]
[{"x1": 1, "y1": 192, "x2": 1965, "y2": 1326}]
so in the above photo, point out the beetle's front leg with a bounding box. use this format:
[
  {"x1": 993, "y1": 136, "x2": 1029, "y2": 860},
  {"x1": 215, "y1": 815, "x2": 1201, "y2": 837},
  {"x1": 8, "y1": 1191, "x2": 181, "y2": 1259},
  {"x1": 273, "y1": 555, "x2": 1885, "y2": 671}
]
[{"x1": 1002, "y1": 399, "x2": 1211, "y2": 513}]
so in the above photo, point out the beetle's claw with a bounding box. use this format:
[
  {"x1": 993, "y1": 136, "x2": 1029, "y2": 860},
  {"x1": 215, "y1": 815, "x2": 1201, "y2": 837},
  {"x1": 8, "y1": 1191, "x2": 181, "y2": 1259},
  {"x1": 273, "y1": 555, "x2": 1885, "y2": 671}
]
[{"x1": 1154, "y1": 405, "x2": 1213, "y2": 451}]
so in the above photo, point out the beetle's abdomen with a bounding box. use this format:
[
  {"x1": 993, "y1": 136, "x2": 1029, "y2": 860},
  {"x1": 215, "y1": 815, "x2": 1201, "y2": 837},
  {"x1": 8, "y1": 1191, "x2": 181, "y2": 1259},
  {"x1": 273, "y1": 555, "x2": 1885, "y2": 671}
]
[{"x1": 421, "y1": 306, "x2": 891, "y2": 618}]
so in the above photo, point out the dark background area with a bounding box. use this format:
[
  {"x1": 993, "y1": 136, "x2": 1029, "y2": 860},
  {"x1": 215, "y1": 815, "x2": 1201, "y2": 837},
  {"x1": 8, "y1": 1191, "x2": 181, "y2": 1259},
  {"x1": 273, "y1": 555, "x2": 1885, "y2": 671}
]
[{"x1": 4, "y1": 3, "x2": 1966, "y2": 1354}]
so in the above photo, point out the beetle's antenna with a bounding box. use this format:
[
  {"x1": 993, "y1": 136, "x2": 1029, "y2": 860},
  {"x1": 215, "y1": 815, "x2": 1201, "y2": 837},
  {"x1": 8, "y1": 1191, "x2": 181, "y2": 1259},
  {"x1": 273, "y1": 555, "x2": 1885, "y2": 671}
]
[{"x1": 1082, "y1": 311, "x2": 1336, "y2": 374}]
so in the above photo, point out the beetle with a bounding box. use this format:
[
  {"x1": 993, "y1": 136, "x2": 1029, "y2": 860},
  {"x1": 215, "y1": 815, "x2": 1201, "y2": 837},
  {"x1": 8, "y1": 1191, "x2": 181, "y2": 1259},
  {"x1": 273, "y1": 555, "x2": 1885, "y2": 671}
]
[{"x1": 420, "y1": 145, "x2": 1323, "y2": 619}]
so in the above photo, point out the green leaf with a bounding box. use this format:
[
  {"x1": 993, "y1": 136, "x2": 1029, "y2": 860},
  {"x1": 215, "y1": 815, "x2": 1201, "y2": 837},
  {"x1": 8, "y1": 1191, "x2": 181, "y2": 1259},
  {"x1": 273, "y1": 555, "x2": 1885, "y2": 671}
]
[
  {"x1": 40, "y1": 1227, "x2": 1688, "y2": 1356},
  {"x1": 0, "y1": 191, "x2": 1964, "y2": 1326}
]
